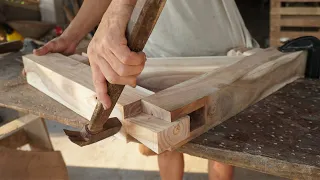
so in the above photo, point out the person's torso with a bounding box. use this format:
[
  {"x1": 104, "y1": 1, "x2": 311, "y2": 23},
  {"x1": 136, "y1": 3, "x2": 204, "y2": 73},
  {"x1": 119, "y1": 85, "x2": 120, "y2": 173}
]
[{"x1": 143, "y1": 0, "x2": 256, "y2": 58}]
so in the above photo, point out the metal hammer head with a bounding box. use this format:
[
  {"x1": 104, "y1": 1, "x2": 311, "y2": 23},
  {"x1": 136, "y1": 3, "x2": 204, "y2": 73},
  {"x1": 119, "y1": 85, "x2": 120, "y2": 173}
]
[{"x1": 63, "y1": 117, "x2": 122, "y2": 146}]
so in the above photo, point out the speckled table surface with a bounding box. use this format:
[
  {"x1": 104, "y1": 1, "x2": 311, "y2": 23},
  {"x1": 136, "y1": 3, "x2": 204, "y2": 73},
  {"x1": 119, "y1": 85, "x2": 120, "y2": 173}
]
[{"x1": 179, "y1": 79, "x2": 320, "y2": 180}]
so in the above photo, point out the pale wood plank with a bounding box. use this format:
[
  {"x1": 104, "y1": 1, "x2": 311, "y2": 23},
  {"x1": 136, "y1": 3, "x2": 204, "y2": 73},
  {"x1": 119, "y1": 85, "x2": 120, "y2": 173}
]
[
  {"x1": 138, "y1": 56, "x2": 242, "y2": 91},
  {"x1": 77, "y1": 54, "x2": 242, "y2": 92},
  {"x1": 23, "y1": 53, "x2": 97, "y2": 120},
  {"x1": 23, "y1": 53, "x2": 152, "y2": 120},
  {"x1": 69, "y1": 54, "x2": 90, "y2": 65},
  {"x1": 141, "y1": 49, "x2": 307, "y2": 122},
  {"x1": 124, "y1": 113, "x2": 190, "y2": 153}
]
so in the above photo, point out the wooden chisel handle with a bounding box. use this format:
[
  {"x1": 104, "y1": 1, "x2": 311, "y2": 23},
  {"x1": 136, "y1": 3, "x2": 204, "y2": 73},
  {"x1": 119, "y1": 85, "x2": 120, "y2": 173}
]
[{"x1": 88, "y1": 0, "x2": 167, "y2": 132}]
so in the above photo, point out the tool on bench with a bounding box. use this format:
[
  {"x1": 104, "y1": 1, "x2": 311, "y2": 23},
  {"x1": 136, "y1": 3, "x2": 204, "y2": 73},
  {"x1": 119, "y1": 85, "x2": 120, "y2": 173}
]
[
  {"x1": 279, "y1": 36, "x2": 320, "y2": 79},
  {"x1": 64, "y1": 0, "x2": 167, "y2": 146},
  {"x1": 0, "y1": 41, "x2": 23, "y2": 54}
]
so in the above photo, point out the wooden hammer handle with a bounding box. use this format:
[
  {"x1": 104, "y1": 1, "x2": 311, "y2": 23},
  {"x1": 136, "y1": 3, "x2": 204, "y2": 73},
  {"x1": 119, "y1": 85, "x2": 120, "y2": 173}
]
[{"x1": 89, "y1": 0, "x2": 167, "y2": 132}]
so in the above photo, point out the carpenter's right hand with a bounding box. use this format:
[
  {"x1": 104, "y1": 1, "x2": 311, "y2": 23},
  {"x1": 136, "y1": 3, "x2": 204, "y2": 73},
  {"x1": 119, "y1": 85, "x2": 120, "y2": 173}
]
[
  {"x1": 87, "y1": 0, "x2": 146, "y2": 110},
  {"x1": 33, "y1": 35, "x2": 78, "y2": 56}
]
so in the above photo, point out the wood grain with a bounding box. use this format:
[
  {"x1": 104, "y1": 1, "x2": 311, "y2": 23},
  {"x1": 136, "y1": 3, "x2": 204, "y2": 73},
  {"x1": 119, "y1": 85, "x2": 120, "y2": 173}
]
[
  {"x1": 69, "y1": 54, "x2": 90, "y2": 65},
  {"x1": 0, "y1": 149, "x2": 68, "y2": 180},
  {"x1": 142, "y1": 49, "x2": 307, "y2": 122},
  {"x1": 124, "y1": 113, "x2": 190, "y2": 153},
  {"x1": 138, "y1": 56, "x2": 242, "y2": 91},
  {"x1": 23, "y1": 53, "x2": 97, "y2": 120}
]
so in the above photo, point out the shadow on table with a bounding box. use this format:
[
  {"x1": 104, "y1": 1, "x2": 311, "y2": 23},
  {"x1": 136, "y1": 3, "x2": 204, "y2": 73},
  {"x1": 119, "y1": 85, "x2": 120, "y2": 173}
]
[
  {"x1": 67, "y1": 166, "x2": 208, "y2": 180},
  {"x1": 67, "y1": 166, "x2": 287, "y2": 180}
]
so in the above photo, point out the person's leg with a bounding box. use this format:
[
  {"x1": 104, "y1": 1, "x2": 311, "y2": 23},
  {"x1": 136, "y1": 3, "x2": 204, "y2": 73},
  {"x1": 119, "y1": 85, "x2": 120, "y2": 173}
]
[
  {"x1": 208, "y1": 160, "x2": 234, "y2": 180},
  {"x1": 158, "y1": 151, "x2": 184, "y2": 180}
]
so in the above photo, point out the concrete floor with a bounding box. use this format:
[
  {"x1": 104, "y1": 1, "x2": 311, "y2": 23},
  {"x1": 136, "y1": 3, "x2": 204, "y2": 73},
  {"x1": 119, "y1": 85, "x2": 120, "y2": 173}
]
[{"x1": 43, "y1": 119, "x2": 287, "y2": 180}]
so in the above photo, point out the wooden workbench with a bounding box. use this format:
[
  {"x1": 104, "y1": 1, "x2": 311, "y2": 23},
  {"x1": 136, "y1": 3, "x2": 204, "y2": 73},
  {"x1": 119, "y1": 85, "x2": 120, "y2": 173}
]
[{"x1": 1, "y1": 52, "x2": 320, "y2": 179}]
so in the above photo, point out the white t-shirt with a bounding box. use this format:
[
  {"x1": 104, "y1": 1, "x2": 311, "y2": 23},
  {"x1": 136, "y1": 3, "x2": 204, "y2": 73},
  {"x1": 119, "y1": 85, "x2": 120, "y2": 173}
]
[{"x1": 143, "y1": 0, "x2": 258, "y2": 58}]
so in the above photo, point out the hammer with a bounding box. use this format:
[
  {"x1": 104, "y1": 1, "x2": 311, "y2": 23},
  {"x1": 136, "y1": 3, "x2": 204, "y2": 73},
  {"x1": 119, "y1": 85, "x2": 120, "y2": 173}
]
[{"x1": 64, "y1": 0, "x2": 167, "y2": 146}]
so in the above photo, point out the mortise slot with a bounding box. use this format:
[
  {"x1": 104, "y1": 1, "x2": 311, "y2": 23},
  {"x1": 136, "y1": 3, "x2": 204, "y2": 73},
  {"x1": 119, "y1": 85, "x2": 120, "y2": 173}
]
[{"x1": 189, "y1": 106, "x2": 206, "y2": 132}]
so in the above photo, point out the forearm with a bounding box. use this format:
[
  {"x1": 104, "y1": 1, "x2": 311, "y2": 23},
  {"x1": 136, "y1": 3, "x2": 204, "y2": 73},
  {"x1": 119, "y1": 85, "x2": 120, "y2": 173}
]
[
  {"x1": 100, "y1": 0, "x2": 138, "y2": 24},
  {"x1": 62, "y1": 0, "x2": 113, "y2": 43}
]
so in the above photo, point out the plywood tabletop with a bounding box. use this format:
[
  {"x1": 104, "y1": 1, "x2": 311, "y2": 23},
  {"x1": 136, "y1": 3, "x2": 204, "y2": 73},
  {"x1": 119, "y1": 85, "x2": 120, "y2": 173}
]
[{"x1": 179, "y1": 79, "x2": 320, "y2": 180}]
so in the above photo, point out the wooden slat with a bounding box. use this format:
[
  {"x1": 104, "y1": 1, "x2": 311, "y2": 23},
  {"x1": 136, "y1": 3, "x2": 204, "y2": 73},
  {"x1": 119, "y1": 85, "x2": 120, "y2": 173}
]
[
  {"x1": 270, "y1": 30, "x2": 320, "y2": 46},
  {"x1": 273, "y1": 7, "x2": 320, "y2": 15},
  {"x1": 141, "y1": 49, "x2": 307, "y2": 124},
  {"x1": 273, "y1": 31, "x2": 320, "y2": 39},
  {"x1": 139, "y1": 56, "x2": 242, "y2": 91},
  {"x1": 280, "y1": 16, "x2": 320, "y2": 27}
]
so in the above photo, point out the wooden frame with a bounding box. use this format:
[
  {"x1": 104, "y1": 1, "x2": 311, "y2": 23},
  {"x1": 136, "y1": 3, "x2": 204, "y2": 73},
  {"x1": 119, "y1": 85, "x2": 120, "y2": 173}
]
[
  {"x1": 22, "y1": 48, "x2": 307, "y2": 154},
  {"x1": 270, "y1": 0, "x2": 320, "y2": 46}
]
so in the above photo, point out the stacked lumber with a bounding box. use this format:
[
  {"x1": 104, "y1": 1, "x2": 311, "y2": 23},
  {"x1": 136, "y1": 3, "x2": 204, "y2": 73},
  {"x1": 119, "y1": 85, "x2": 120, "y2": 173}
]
[
  {"x1": 270, "y1": 0, "x2": 320, "y2": 46},
  {"x1": 22, "y1": 48, "x2": 307, "y2": 153}
]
